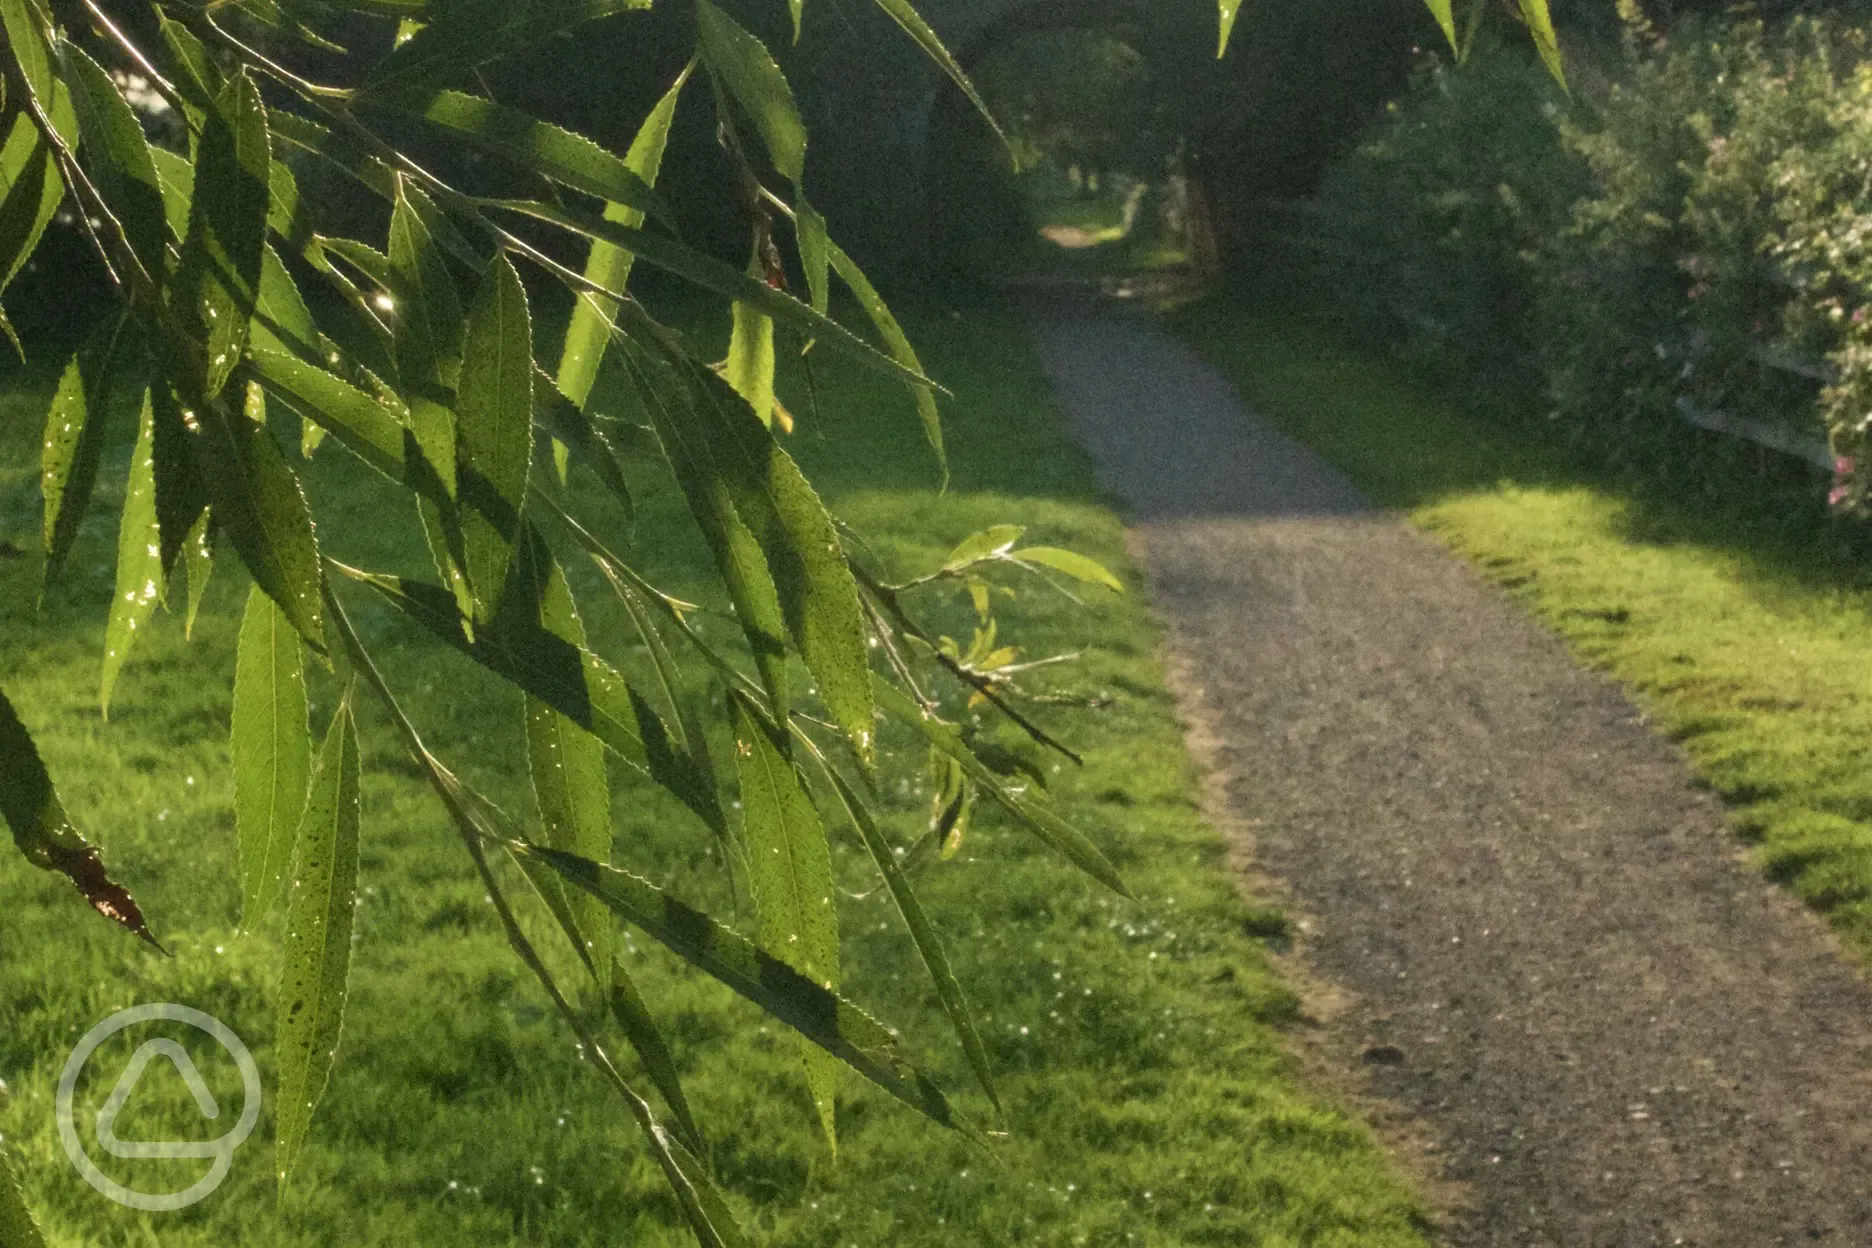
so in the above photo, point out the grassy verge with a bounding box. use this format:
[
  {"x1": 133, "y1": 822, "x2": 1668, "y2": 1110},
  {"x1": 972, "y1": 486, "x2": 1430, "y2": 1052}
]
[
  {"x1": 0, "y1": 297, "x2": 1430, "y2": 1245},
  {"x1": 1174, "y1": 302, "x2": 1872, "y2": 960}
]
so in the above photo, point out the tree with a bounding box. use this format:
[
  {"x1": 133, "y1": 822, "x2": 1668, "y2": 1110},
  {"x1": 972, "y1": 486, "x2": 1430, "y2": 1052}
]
[{"x1": 0, "y1": 0, "x2": 1556, "y2": 1241}]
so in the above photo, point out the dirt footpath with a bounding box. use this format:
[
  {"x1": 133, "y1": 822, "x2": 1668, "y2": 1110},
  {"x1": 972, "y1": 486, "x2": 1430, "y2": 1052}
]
[{"x1": 1023, "y1": 302, "x2": 1872, "y2": 1247}]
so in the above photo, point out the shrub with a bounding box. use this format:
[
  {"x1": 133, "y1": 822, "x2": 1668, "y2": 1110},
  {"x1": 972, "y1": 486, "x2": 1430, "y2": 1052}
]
[
  {"x1": 1299, "y1": 39, "x2": 1581, "y2": 389},
  {"x1": 1299, "y1": 10, "x2": 1872, "y2": 501}
]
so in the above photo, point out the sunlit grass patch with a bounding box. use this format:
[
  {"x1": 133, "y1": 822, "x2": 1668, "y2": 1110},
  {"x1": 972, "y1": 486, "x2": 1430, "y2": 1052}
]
[{"x1": 0, "y1": 299, "x2": 1430, "y2": 1245}]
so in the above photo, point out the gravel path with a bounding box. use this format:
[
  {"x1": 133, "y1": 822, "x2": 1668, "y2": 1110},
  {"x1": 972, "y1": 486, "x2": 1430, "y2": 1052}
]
[{"x1": 1022, "y1": 302, "x2": 1872, "y2": 1247}]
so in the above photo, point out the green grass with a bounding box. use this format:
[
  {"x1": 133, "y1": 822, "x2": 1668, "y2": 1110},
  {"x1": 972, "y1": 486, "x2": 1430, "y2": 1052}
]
[
  {"x1": 0, "y1": 297, "x2": 1431, "y2": 1245},
  {"x1": 1174, "y1": 302, "x2": 1872, "y2": 959}
]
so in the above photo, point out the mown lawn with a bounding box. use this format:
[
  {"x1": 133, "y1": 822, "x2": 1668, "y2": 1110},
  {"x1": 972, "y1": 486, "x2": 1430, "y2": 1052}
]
[
  {"x1": 0, "y1": 294, "x2": 1431, "y2": 1246},
  {"x1": 1175, "y1": 302, "x2": 1872, "y2": 961}
]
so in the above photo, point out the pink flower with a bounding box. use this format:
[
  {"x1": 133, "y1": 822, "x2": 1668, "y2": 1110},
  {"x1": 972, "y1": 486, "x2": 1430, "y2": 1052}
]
[
  {"x1": 1831, "y1": 483, "x2": 1851, "y2": 506},
  {"x1": 1837, "y1": 456, "x2": 1856, "y2": 477}
]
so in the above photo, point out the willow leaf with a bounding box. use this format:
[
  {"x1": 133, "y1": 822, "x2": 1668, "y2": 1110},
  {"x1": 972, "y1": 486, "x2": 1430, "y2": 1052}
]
[
  {"x1": 1517, "y1": 0, "x2": 1566, "y2": 89},
  {"x1": 695, "y1": 0, "x2": 805, "y2": 183},
  {"x1": 1424, "y1": 0, "x2": 1458, "y2": 51},
  {"x1": 344, "y1": 565, "x2": 727, "y2": 837},
  {"x1": 525, "y1": 549, "x2": 614, "y2": 971},
  {"x1": 0, "y1": 685, "x2": 161, "y2": 947},
  {"x1": 730, "y1": 692, "x2": 841, "y2": 1149},
  {"x1": 188, "y1": 384, "x2": 326, "y2": 651},
  {"x1": 870, "y1": 0, "x2": 1002, "y2": 141},
  {"x1": 555, "y1": 64, "x2": 689, "y2": 417},
  {"x1": 41, "y1": 315, "x2": 129, "y2": 593},
  {"x1": 0, "y1": 0, "x2": 73, "y2": 305},
  {"x1": 876, "y1": 682, "x2": 1131, "y2": 898},
  {"x1": 362, "y1": 0, "x2": 646, "y2": 92},
  {"x1": 609, "y1": 956, "x2": 707, "y2": 1157},
  {"x1": 0, "y1": 125, "x2": 62, "y2": 311},
  {"x1": 275, "y1": 687, "x2": 360, "y2": 1192},
  {"x1": 245, "y1": 334, "x2": 413, "y2": 483},
  {"x1": 0, "y1": 1139, "x2": 48, "y2": 1248},
  {"x1": 375, "y1": 88, "x2": 671, "y2": 228},
  {"x1": 182, "y1": 511, "x2": 214, "y2": 639},
  {"x1": 687, "y1": 364, "x2": 875, "y2": 766},
  {"x1": 1010, "y1": 546, "x2": 1124, "y2": 593},
  {"x1": 491, "y1": 199, "x2": 942, "y2": 393},
  {"x1": 518, "y1": 842, "x2": 981, "y2": 1140},
  {"x1": 148, "y1": 386, "x2": 209, "y2": 574},
  {"x1": 234, "y1": 584, "x2": 311, "y2": 931},
  {"x1": 456, "y1": 253, "x2": 534, "y2": 624},
  {"x1": 60, "y1": 44, "x2": 170, "y2": 279},
  {"x1": 623, "y1": 343, "x2": 791, "y2": 722},
  {"x1": 176, "y1": 70, "x2": 270, "y2": 400},
  {"x1": 820, "y1": 762, "x2": 998, "y2": 1112},
  {"x1": 100, "y1": 394, "x2": 163, "y2": 719},
  {"x1": 388, "y1": 179, "x2": 460, "y2": 497},
  {"x1": 827, "y1": 240, "x2": 943, "y2": 475},
  {"x1": 725, "y1": 284, "x2": 777, "y2": 428},
  {"x1": 1216, "y1": 0, "x2": 1242, "y2": 57}
]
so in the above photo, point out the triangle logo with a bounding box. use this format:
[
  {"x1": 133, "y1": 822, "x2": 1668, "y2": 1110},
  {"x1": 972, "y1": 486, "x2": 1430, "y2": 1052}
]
[{"x1": 94, "y1": 1038, "x2": 224, "y2": 1160}]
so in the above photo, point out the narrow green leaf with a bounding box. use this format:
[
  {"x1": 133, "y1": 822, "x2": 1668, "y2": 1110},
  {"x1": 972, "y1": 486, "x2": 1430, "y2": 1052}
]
[
  {"x1": 0, "y1": 685, "x2": 161, "y2": 948},
  {"x1": 0, "y1": 123, "x2": 64, "y2": 309},
  {"x1": 525, "y1": 552, "x2": 614, "y2": 971},
  {"x1": 730, "y1": 692, "x2": 841, "y2": 1149},
  {"x1": 157, "y1": 13, "x2": 223, "y2": 119},
  {"x1": 59, "y1": 44, "x2": 170, "y2": 278},
  {"x1": 187, "y1": 383, "x2": 327, "y2": 650},
  {"x1": 148, "y1": 386, "x2": 209, "y2": 574},
  {"x1": 257, "y1": 244, "x2": 322, "y2": 362},
  {"x1": 492, "y1": 198, "x2": 944, "y2": 393},
  {"x1": 374, "y1": 89, "x2": 671, "y2": 228},
  {"x1": 827, "y1": 240, "x2": 944, "y2": 475},
  {"x1": 695, "y1": 0, "x2": 806, "y2": 183},
  {"x1": 362, "y1": 0, "x2": 646, "y2": 92},
  {"x1": 944, "y1": 524, "x2": 1023, "y2": 571},
  {"x1": 555, "y1": 65, "x2": 690, "y2": 414},
  {"x1": 1216, "y1": 0, "x2": 1243, "y2": 57},
  {"x1": 1422, "y1": 0, "x2": 1457, "y2": 51},
  {"x1": 456, "y1": 253, "x2": 534, "y2": 624},
  {"x1": 1010, "y1": 546, "x2": 1124, "y2": 593},
  {"x1": 1517, "y1": 0, "x2": 1566, "y2": 89},
  {"x1": 534, "y1": 370, "x2": 633, "y2": 522},
  {"x1": 274, "y1": 686, "x2": 360, "y2": 1193},
  {"x1": 41, "y1": 315, "x2": 130, "y2": 593},
  {"x1": 0, "y1": 1138, "x2": 49, "y2": 1248},
  {"x1": 608, "y1": 956, "x2": 707, "y2": 1157},
  {"x1": 234, "y1": 584, "x2": 311, "y2": 932},
  {"x1": 320, "y1": 588, "x2": 748, "y2": 1248},
  {"x1": 387, "y1": 179, "x2": 460, "y2": 497},
  {"x1": 149, "y1": 145, "x2": 195, "y2": 247},
  {"x1": 623, "y1": 344, "x2": 791, "y2": 723},
  {"x1": 519, "y1": 841, "x2": 981, "y2": 1140},
  {"x1": 181, "y1": 511, "x2": 214, "y2": 639},
  {"x1": 176, "y1": 70, "x2": 271, "y2": 399},
  {"x1": 246, "y1": 333, "x2": 414, "y2": 484},
  {"x1": 870, "y1": 0, "x2": 1003, "y2": 141},
  {"x1": 820, "y1": 762, "x2": 998, "y2": 1112},
  {"x1": 876, "y1": 682, "x2": 1131, "y2": 898},
  {"x1": 795, "y1": 200, "x2": 829, "y2": 316},
  {"x1": 343, "y1": 564, "x2": 728, "y2": 837},
  {"x1": 725, "y1": 287, "x2": 776, "y2": 427},
  {"x1": 696, "y1": 367, "x2": 875, "y2": 765},
  {"x1": 100, "y1": 393, "x2": 163, "y2": 719}
]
